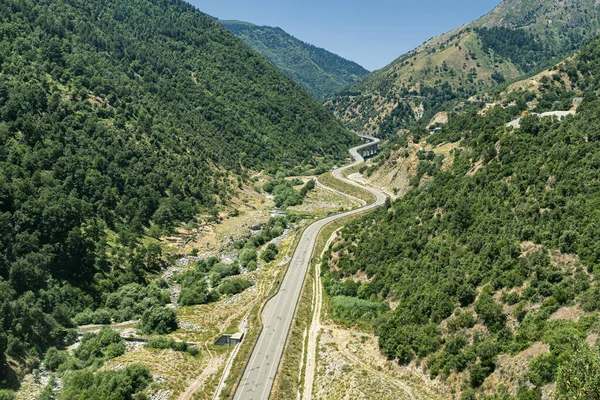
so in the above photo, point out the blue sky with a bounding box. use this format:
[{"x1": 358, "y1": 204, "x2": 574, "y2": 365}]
[{"x1": 187, "y1": 0, "x2": 501, "y2": 71}]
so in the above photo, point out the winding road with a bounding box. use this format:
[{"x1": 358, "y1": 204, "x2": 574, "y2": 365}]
[{"x1": 233, "y1": 137, "x2": 387, "y2": 400}]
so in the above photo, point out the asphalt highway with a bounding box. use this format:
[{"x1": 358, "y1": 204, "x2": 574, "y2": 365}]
[{"x1": 233, "y1": 137, "x2": 387, "y2": 400}]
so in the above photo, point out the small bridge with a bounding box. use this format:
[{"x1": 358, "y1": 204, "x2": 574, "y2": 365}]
[{"x1": 357, "y1": 135, "x2": 379, "y2": 159}]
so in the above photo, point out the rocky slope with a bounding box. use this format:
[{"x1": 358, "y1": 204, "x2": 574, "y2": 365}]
[{"x1": 327, "y1": 0, "x2": 600, "y2": 136}]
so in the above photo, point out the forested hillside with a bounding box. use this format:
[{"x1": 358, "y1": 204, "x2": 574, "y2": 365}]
[
  {"x1": 324, "y1": 37, "x2": 600, "y2": 398},
  {"x1": 0, "y1": 0, "x2": 355, "y2": 387},
  {"x1": 221, "y1": 20, "x2": 369, "y2": 100},
  {"x1": 327, "y1": 0, "x2": 600, "y2": 136}
]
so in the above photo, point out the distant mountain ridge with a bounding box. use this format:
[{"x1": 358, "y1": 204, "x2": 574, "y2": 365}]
[
  {"x1": 327, "y1": 0, "x2": 600, "y2": 136},
  {"x1": 220, "y1": 20, "x2": 369, "y2": 100}
]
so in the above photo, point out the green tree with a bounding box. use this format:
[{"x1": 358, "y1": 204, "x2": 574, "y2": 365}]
[
  {"x1": 239, "y1": 247, "x2": 258, "y2": 268},
  {"x1": 44, "y1": 347, "x2": 69, "y2": 372},
  {"x1": 261, "y1": 244, "x2": 279, "y2": 263},
  {"x1": 557, "y1": 345, "x2": 600, "y2": 399},
  {"x1": 138, "y1": 307, "x2": 177, "y2": 335}
]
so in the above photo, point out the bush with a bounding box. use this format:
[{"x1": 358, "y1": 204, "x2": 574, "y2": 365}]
[
  {"x1": 91, "y1": 309, "x2": 112, "y2": 325},
  {"x1": 177, "y1": 270, "x2": 219, "y2": 306},
  {"x1": 447, "y1": 311, "x2": 476, "y2": 333},
  {"x1": 239, "y1": 248, "x2": 257, "y2": 268},
  {"x1": 457, "y1": 284, "x2": 477, "y2": 307},
  {"x1": 528, "y1": 353, "x2": 558, "y2": 386},
  {"x1": 72, "y1": 309, "x2": 94, "y2": 326},
  {"x1": 44, "y1": 347, "x2": 69, "y2": 372},
  {"x1": 0, "y1": 333, "x2": 6, "y2": 358},
  {"x1": 474, "y1": 288, "x2": 506, "y2": 333},
  {"x1": 460, "y1": 390, "x2": 476, "y2": 400},
  {"x1": 218, "y1": 278, "x2": 253, "y2": 296},
  {"x1": 247, "y1": 261, "x2": 258, "y2": 272},
  {"x1": 501, "y1": 291, "x2": 521, "y2": 305},
  {"x1": 6, "y1": 336, "x2": 25, "y2": 357},
  {"x1": 212, "y1": 262, "x2": 241, "y2": 278},
  {"x1": 60, "y1": 364, "x2": 152, "y2": 400},
  {"x1": 37, "y1": 378, "x2": 55, "y2": 400},
  {"x1": 179, "y1": 286, "x2": 214, "y2": 306},
  {"x1": 74, "y1": 328, "x2": 125, "y2": 367},
  {"x1": 73, "y1": 308, "x2": 113, "y2": 326},
  {"x1": 138, "y1": 307, "x2": 177, "y2": 335},
  {"x1": 261, "y1": 244, "x2": 279, "y2": 263},
  {"x1": 470, "y1": 362, "x2": 491, "y2": 388},
  {"x1": 331, "y1": 296, "x2": 389, "y2": 323},
  {"x1": 0, "y1": 391, "x2": 15, "y2": 400},
  {"x1": 557, "y1": 344, "x2": 600, "y2": 399},
  {"x1": 145, "y1": 337, "x2": 200, "y2": 357},
  {"x1": 179, "y1": 282, "x2": 210, "y2": 306}
]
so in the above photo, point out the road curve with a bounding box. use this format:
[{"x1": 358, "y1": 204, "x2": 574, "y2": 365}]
[{"x1": 233, "y1": 137, "x2": 386, "y2": 400}]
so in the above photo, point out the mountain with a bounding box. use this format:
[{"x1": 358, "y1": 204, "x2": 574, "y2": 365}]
[
  {"x1": 220, "y1": 20, "x2": 369, "y2": 100},
  {"x1": 327, "y1": 0, "x2": 600, "y2": 136},
  {"x1": 323, "y1": 36, "x2": 600, "y2": 398},
  {"x1": 0, "y1": 0, "x2": 356, "y2": 385}
]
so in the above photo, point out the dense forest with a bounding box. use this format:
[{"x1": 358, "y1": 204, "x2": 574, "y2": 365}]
[
  {"x1": 0, "y1": 0, "x2": 356, "y2": 389},
  {"x1": 323, "y1": 37, "x2": 600, "y2": 398},
  {"x1": 474, "y1": 27, "x2": 555, "y2": 73},
  {"x1": 221, "y1": 20, "x2": 369, "y2": 101}
]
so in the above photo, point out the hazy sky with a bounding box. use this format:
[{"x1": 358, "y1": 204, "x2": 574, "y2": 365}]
[{"x1": 187, "y1": 0, "x2": 501, "y2": 71}]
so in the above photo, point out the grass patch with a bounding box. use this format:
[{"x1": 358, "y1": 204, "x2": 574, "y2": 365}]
[
  {"x1": 340, "y1": 164, "x2": 363, "y2": 179},
  {"x1": 318, "y1": 172, "x2": 375, "y2": 204}
]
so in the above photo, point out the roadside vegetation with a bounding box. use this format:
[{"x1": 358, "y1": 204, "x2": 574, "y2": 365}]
[
  {"x1": 263, "y1": 178, "x2": 316, "y2": 209},
  {"x1": 318, "y1": 171, "x2": 376, "y2": 204}
]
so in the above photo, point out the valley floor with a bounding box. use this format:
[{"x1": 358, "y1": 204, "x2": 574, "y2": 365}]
[{"x1": 13, "y1": 179, "x2": 358, "y2": 400}]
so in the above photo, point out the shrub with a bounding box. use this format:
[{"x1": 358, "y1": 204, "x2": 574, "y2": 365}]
[
  {"x1": 44, "y1": 347, "x2": 69, "y2": 372},
  {"x1": 331, "y1": 296, "x2": 388, "y2": 323},
  {"x1": 74, "y1": 328, "x2": 125, "y2": 367},
  {"x1": 138, "y1": 307, "x2": 177, "y2": 335},
  {"x1": 177, "y1": 271, "x2": 219, "y2": 306},
  {"x1": 261, "y1": 244, "x2": 279, "y2": 263},
  {"x1": 557, "y1": 344, "x2": 600, "y2": 399},
  {"x1": 0, "y1": 333, "x2": 6, "y2": 358},
  {"x1": 91, "y1": 309, "x2": 112, "y2": 325},
  {"x1": 457, "y1": 284, "x2": 477, "y2": 307},
  {"x1": 0, "y1": 391, "x2": 16, "y2": 400},
  {"x1": 6, "y1": 336, "x2": 25, "y2": 357},
  {"x1": 447, "y1": 311, "x2": 476, "y2": 333},
  {"x1": 247, "y1": 261, "x2": 258, "y2": 272},
  {"x1": 474, "y1": 288, "x2": 506, "y2": 333},
  {"x1": 60, "y1": 364, "x2": 152, "y2": 400},
  {"x1": 460, "y1": 390, "x2": 476, "y2": 400},
  {"x1": 239, "y1": 248, "x2": 257, "y2": 268},
  {"x1": 470, "y1": 362, "x2": 491, "y2": 388},
  {"x1": 218, "y1": 278, "x2": 253, "y2": 296},
  {"x1": 145, "y1": 337, "x2": 200, "y2": 357},
  {"x1": 212, "y1": 262, "x2": 240, "y2": 278},
  {"x1": 501, "y1": 292, "x2": 521, "y2": 305},
  {"x1": 528, "y1": 353, "x2": 558, "y2": 386}
]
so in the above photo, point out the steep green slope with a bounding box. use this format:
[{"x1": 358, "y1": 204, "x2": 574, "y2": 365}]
[
  {"x1": 221, "y1": 20, "x2": 369, "y2": 100},
  {"x1": 327, "y1": 0, "x2": 600, "y2": 136},
  {"x1": 0, "y1": 0, "x2": 355, "y2": 385},
  {"x1": 324, "y1": 37, "x2": 600, "y2": 398}
]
